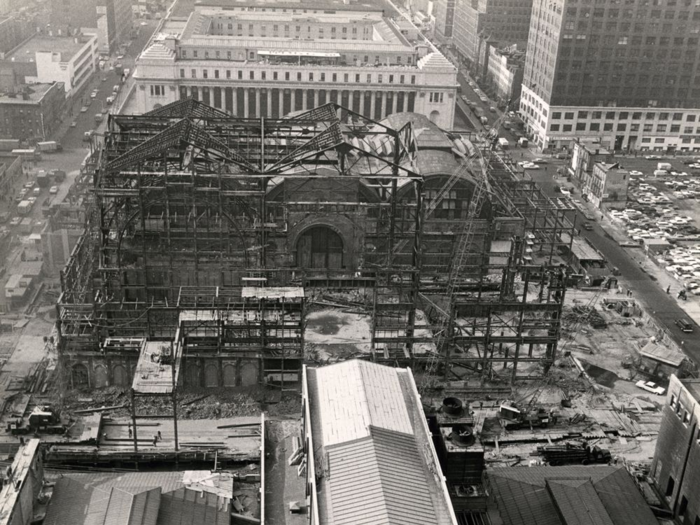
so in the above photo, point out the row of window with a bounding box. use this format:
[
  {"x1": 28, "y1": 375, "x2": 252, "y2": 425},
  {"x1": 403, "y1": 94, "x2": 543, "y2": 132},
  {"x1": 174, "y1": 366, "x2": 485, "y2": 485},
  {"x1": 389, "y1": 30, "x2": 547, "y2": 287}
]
[
  {"x1": 551, "y1": 122, "x2": 700, "y2": 134},
  {"x1": 214, "y1": 22, "x2": 369, "y2": 34},
  {"x1": 179, "y1": 68, "x2": 417, "y2": 85},
  {"x1": 553, "y1": 111, "x2": 698, "y2": 121},
  {"x1": 670, "y1": 393, "x2": 693, "y2": 425},
  {"x1": 570, "y1": 0, "x2": 696, "y2": 5},
  {"x1": 566, "y1": 7, "x2": 700, "y2": 19},
  {"x1": 180, "y1": 48, "x2": 413, "y2": 66}
]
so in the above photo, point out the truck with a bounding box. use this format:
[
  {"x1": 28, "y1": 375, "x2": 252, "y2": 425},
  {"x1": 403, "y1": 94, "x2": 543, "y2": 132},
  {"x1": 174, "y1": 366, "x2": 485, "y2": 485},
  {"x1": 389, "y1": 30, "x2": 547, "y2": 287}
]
[
  {"x1": 17, "y1": 200, "x2": 32, "y2": 215},
  {"x1": 36, "y1": 170, "x2": 49, "y2": 187},
  {"x1": 12, "y1": 148, "x2": 40, "y2": 161},
  {"x1": 497, "y1": 137, "x2": 510, "y2": 150},
  {"x1": 0, "y1": 139, "x2": 20, "y2": 151},
  {"x1": 479, "y1": 116, "x2": 489, "y2": 125},
  {"x1": 95, "y1": 113, "x2": 103, "y2": 124},
  {"x1": 36, "y1": 141, "x2": 62, "y2": 153},
  {"x1": 657, "y1": 162, "x2": 672, "y2": 172},
  {"x1": 518, "y1": 137, "x2": 529, "y2": 148},
  {"x1": 52, "y1": 169, "x2": 66, "y2": 182},
  {"x1": 6, "y1": 406, "x2": 66, "y2": 436}
]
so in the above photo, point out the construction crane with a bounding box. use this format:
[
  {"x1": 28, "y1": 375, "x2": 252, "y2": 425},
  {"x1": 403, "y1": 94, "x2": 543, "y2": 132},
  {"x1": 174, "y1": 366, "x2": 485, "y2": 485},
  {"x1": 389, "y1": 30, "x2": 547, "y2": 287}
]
[{"x1": 419, "y1": 100, "x2": 517, "y2": 390}]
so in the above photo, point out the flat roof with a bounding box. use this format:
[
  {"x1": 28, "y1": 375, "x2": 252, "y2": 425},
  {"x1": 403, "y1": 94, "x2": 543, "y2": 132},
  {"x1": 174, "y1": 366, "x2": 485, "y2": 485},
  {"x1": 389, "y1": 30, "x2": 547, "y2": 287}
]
[
  {"x1": 132, "y1": 340, "x2": 182, "y2": 394},
  {"x1": 0, "y1": 439, "x2": 40, "y2": 525},
  {"x1": 241, "y1": 286, "x2": 304, "y2": 299},
  {"x1": 194, "y1": 0, "x2": 383, "y2": 13},
  {"x1": 306, "y1": 360, "x2": 456, "y2": 525},
  {"x1": 680, "y1": 378, "x2": 700, "y2": 402},
  {"x1": 7, "y1": 35, "x2": 91, "y2": 62},
  {"x1": 0, "y1": 83, "x2": 60, "y2": 104},
  {"x1": 571, "y1": 236, "x2": 605, "y2": 262},
  {"x1": 640, "y1": 341, "x2": 686, "y2": 367}
]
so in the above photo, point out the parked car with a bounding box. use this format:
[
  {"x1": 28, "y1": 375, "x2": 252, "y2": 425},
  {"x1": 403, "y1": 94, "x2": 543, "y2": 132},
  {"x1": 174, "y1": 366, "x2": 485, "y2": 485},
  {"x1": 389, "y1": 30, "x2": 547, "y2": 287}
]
[
  {"x1": 9, "y1": 217, "x2": 21, "y2": 226},
  {"x1": 635, "y1": 380, "x2": 665, "y2": 395},
  {"x1": 49, "y1": 185, "x2": 58, "y2": 195},
  {"x1": 582, "y1": 223, "x2": 593, "y2": 231}
]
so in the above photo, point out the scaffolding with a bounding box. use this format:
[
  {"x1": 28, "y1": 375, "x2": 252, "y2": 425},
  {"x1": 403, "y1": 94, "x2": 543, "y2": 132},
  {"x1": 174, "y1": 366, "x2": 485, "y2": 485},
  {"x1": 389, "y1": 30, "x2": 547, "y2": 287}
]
[{"x1": 57, "y1": 99, "x2": 576, "y2": 387}]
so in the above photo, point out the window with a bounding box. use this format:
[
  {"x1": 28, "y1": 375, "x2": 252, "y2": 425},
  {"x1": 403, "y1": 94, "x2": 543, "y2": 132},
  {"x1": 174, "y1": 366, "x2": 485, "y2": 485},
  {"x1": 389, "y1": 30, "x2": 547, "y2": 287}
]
[
  {"x1": 576, "y1": 123, "x2": 586, "y2": 131},
  {"x1": 564, "y1": 112, "x2": 574, "y2": 119},
  {"x1": 309, "y1": 72, "x2": 313, "y2": 81},
  {"x1": 687, "y1": 115, "x2": 697, "y2": 122},
  {"x1": 191, "y1": 69, "x2": 197, "y2": 78},
  {"x1": 590, "y1": 123, "x2": 600, "y2": 131},
  {"x1": 400, "y1": 75, "x2": 405, "y2": 84},
  {"x1": 180, "y1": 68, "x2": 185, "y2": 78},
  {"x1": 632, "y1": 112, "x2": 642, "y2": 120},
  {"x1": 686, "y1": 127, "x2": 695, "y2": 133},
  {"x1": 332, "y1": 73, "x2": 337, "y2": 82},
  {"x1": 297, "y1": 72, "x2": 302, "y2": 81},
  {"x1": 239, "y1": 71, "x2": 244, "y2": 80},
  {"x1": 684, "y1": 411, "x2": 691, "y2": 424},
  {"x1": 659, "y1": 112, "x2": 669, "y2": 120},
  {"x1": 606, "y1": 111, "x2": 616, "y2": 119},
  {"x1": 250, "y1": 71, "x2": 255, "y2": 80},
  {"x1": 619, "y1": 112, "x2": 629, "y2": 119},
  {"x1": 644, "y1": 123, "x2": 653, "y2": 132},
  {"x1": 344, "y1": 73, "x2": 349, "y2": 82},
  {"x1": 273, "y1": 71, "x2": 278, "y2": 80},
  {"x1": 410, "y1": 75, "x2": 416, "y2": 84},
  {"x1": 261, "y1": 71, "x2": 266, "y2": 80},
  {"x1": 367, "y1": 74, "x2": 372, "y2": 83},
  {"x1": 604, "y1": 123, "x2": 613, "y2": 131},
  {"x1": 658, "y1": 124, "x2": 667, "y2": 132},
  {"x1": 563, "y1": 124, "x2": 573, "y2": 132},
  {"x1": 617, "y1": 123, "x2": 626, "y2": 131},
  {"x1": 631, "y1": 124, "x2": 640, "y2": 132},
  {"x1": 320, "y1": 73, "x2": 325, "y2": 81},
  {"x1": 355, "y1": 74, "x2": 360, "y2": 82},
  {"x1": 655, "y1": 138, "x2": 665, "y2": 143},
  {"x1": 214, "y1": 70, "x2": 219, "y2": 79},
  {"x1": 550, "y1": 124, "x2": 560, "y2": 131},
  {"x1": 429, "y1": 92, "x2": 444, "y2": 103},
  {"x1": 592, "y1": 111, "x2": 602, "y2": 119},
  {"x1": 378, "y1": 74, "x2": 383, "y2": 83},
  {"x1": 578, "y1": 111, "x2": 588, "y2": 118},
  {"x1": 552, "y1": 112, "x2": 562, "y2": 119},
  {"x1": 671, "y1": 125, "x2": 681, "y2": 132},
  {"x1": 673, "y1": 112, "x2": 684, "y2": 120}
]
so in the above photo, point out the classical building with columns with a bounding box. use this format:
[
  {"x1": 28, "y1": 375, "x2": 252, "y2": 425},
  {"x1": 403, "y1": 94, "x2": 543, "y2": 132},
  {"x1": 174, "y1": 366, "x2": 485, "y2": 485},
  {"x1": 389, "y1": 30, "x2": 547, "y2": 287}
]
[{"x1": 131, "y1": 0, "x2": 458, "y2": 128}]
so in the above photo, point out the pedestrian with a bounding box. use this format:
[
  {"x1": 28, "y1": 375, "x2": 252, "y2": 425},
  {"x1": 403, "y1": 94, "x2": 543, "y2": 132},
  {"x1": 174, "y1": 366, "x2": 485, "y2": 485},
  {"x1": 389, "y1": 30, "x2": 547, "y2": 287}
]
[
  {"x1": 667, "y1": 285, "x2": 671, "y2": 294},
  {"x1": 153, "y1": 435, "x2": 157, "y2": 447},
  {"x1": 128, "y1": 425, "x2": 132, "y2": 438},
  {"x1": 157, "y1": 430, "x2": 162, "y2": 441}
]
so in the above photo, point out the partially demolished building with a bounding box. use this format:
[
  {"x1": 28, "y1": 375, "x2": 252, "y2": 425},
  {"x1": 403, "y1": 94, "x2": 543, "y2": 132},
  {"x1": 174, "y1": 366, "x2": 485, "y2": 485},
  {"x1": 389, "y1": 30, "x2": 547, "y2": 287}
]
[{"x1": 57, "y1": 99, "x2": 576, "y2": 389}]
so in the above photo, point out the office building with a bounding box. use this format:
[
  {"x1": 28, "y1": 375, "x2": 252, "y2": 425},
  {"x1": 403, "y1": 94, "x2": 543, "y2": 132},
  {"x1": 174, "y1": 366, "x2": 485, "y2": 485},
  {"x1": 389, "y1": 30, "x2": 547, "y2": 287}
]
[
  {"x1": 454, "y1": 0, "x2": 532, "y2": 70},
  {"x1": 0, "y1": 83, "x2": 66, "y2": 142},
  {"x1": 49, "y1": 0, "x2": 133, "y2": 54},
  {"x1": 521, "y1": 0, "x2": 700, "y2": 152},
  {"x1": 434, "y1": 0, "x2": 456, "y2": 42},
  {"x1": 132, "y1": 1, "x2": 458, "y2": 128},
  {"x1": 1, "y1": 35, "x2": 97, "y2": 97},
  {"x1": 483, "y1": 45, "x2": 524, "y2": 106},
  {"x1": 651, "y1": 375, "x2": 700, "y2": 522}
]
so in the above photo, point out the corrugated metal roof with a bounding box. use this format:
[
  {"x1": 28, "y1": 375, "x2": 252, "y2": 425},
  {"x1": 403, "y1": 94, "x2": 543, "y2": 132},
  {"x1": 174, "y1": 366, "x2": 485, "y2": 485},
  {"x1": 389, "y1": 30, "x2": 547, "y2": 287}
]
[
  {"x1": 156, "y1": 488, "x2": 230, "y2": 525},
  {"x1": 326, "y1": 427, "x2": 436, "y2": 525},
  {"x1": 546, "y1": 480, "x2": 614, "y2": 525},
  {"x1": 315, "y1": 360, "x2": 413, "y2": 447},
  {"x1": 488, "y1": 466, "x2": 658, "y2": 525}
]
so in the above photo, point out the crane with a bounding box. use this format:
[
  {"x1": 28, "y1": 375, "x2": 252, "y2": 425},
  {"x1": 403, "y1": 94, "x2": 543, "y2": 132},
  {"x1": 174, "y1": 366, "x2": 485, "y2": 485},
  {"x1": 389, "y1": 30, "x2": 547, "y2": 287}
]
[{"x1": 419, "y1": 100, "x2": 517, "y2": 390}]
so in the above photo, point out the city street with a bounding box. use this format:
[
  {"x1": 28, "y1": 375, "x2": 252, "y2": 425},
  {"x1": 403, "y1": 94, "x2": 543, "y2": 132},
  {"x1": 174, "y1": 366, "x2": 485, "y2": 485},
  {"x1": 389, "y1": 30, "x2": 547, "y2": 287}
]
[{"x1": 521, "y1": 155, "x2": 700, "y2": 365}]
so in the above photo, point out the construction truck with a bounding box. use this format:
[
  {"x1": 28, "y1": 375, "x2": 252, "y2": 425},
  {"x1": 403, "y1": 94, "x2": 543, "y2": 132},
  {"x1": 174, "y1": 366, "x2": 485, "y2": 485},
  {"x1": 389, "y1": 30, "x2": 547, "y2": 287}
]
[
  {"x1": 499, "y1": 403, "x2": 557, "y2": 430},
  {"x1": 6, "y1": 406, "x2": 66, "y2": 435},
  {"x1": 538, "y1": 441, "x2": 612, "y2": 466}
]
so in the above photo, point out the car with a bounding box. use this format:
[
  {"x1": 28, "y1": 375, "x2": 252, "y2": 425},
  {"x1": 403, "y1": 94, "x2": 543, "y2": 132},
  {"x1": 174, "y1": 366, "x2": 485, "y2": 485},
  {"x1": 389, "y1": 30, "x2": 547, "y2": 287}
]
[
  {"x1": 27, "y1": 196, "x2": 36, "y2": 204},
  {"x1": 49, "y1": 185, "x2": 58, "y2": 195},
  {"x1": 18, "y1": 188, "x2": 28, "y2": 198},
  {"x1": 582, "y1": 223, "x2": 593, "y2": 231},
  {"x1": 109, "y1": 65, "x2": 114, "y2": 71},
  {"x1": 532, "y1": 158, "x2": 548, "y2": 164},
  {"x1": 629, "y1": 170, "x2": 643, "y2": 176},
  {"x1": 70, "y1": 120, "x2": 77, "y2": 127},
  {"x1": 489, "y1": 106, "x2": 497, "y2": 112},
  {"x1": 9, "y1": 217, "x2": 21, "y2": 226},
  {"x1": 584, "y1": 212, "x2": 595, "y2": 220},
  {"x1": 117, "y1": 54, "x2": 124, "y2": 60},
  {"x1": 140, "y1": 21, "x2": 148, "y2": 26},
  {"x1": 635, "y1": 380, "x2": 665, "y2": 395},
  {"x1": 90, "y1": 91, "x2": 97, "y2": 99},
  {"x1": 32, "y1": 187, "x2": 40, "y2": 196},
  {"x1": 80, "y1": 105, "x2": 89, "y2": 113},
  {"x1": 479, "y1": 96, "x2": 488, "y2": 103},
  {"x1": 676, "y1": 318, "x2": 694, "y2": 332},
  {"x1": 24, "y1": 181, "x2": 35, "y2": 189},
  {"x1": 560, "y1": 188, "x2": 572, "y2": 197},
  {"x1": 645, "y1": 155, "x2": 664, "y2": 160},
  {"x1": 522, "y1": 162, "x2": 539, "y2": 170}
]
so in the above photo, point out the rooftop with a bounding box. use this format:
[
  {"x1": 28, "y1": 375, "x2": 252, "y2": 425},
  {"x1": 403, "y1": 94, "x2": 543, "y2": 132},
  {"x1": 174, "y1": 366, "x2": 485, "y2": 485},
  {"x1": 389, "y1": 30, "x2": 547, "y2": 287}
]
[
  {"x1": 488, "y1": 466, "x2": 658, "y2": 525},
  {"x1": 6, "y1": 35, "x2": 92, "y2": 63},
  {"x1": 0, "y1": 83, "x2": 61, "y2": 104},
  {"x1": 194, "y1": 0, "x2": 383, "y2": 13},
  {"x1": 571, "y1": 236, "x2": 605, "y2": 262},
  {"x1": 306, "y1": 360, "x2": 456, "y2": 525},
  {"x1": 680, "y1": 378, "x2": 700, "y2": 402},
  {"x1": 0, "y1": 439, "x2": 40, "y2": 525},
  {"x1": 640, "y1": 340, "x2": 686, "y2": 367}
]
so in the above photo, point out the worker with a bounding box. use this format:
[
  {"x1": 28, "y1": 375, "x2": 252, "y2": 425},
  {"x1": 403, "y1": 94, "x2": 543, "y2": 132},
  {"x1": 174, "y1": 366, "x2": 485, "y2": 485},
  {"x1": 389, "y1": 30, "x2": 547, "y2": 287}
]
[
  {"x1": 153, "y1": 435, "x2": 157, "y2": 447},
  {"x1": 157, "y1": 430, "x2": 162, "y2": 441},
  {"x1": 128, "y1": 426, "x2": 132, "y2": 438},
  {"x1": 667, "y1": 285, "x2": 671, "y2": 294}
]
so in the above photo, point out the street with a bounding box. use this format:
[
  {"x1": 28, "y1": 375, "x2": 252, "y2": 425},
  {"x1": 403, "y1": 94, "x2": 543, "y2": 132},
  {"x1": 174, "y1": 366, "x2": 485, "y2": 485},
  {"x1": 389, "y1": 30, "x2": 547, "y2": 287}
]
[{"x1": 520, "y1": 154, "x2": 700, "y2": 365}]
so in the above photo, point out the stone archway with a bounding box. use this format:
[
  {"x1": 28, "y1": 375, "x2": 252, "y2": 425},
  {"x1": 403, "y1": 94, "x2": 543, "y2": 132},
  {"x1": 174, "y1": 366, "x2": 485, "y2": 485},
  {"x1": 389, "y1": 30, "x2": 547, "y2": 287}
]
[
  {"x1": 296, "y1": 225, "x2": 344, "y2": 269},
  {"x1": 429, "y1": 110, "x2": 440, "y2": 124},
  {"x1": 204, "y1": 364, "x2": 219, "y2": 387},
  {"x1": 93, "y1": 365, "x2": 108, "y2": 388},
  {"x1": 112, "y1": 364, "x2": 128, "y2": 387}
]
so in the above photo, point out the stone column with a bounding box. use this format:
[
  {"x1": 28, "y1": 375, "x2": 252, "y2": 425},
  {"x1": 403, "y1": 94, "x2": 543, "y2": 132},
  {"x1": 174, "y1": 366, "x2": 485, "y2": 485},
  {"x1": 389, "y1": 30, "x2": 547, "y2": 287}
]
[
  {"x1": 360, "y1": 91, "x2": 366, "y2": 115},
  {"x1": 291, "y1": 90, "x2": 296, "y2": 112},
  {"x1": 381, "y1": 92, "x2": 388, "y2": 119},
  {"x1": 243, "y1": 89, "x2": 249, "y2": 118},
  {"x1": 302, "y1": 89, "x2": 308, "y2": 110},
  {"x1": 370, "y1": 91, "x2": 376, "y2": 118},
  {"x1": 255, "y1": 88, "x2": 261, "y2": 117},
  {"x1": 279, "y1": 90, "x2": 284, "y2": 116},
  {"x1": 267, "y1": 89, "x2": 273, "y2": 117},
  {"x1": 392, "y1": 92, "x2": 398, "y2": 114},
  {"x1": 232, "y1": 89, "x2": 238, "y2": 116},
  {"x1": 313, "y1": 89, "x2": 319, "y2": 108}
]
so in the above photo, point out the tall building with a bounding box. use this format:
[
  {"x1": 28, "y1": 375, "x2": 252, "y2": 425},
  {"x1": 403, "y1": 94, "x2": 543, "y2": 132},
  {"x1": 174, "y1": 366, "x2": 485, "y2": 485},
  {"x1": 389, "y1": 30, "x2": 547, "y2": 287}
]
[
  {"x1": 50, "y1": 0, "x2": 133, "y2": 54},
  {"x1": 434, "y1": 0, "x2": 456, "y2": 42},
  {"x1": 454, "y1": 0, "x2": 532, "y2": 70},
  {"x1": 133, "y1": 1, "x2": 458, "y2": 128},
  {"x1": 521, "y1": 0, "x2": 700, "y2": 152},
  {"x1": 651, "y1": 375, "x2": 700, "y2": 523}
]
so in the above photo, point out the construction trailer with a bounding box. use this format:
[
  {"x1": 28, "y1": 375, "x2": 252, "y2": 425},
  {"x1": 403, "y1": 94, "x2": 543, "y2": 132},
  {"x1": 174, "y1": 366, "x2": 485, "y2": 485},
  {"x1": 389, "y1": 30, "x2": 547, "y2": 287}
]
[{"x1": 57, "y1": 99, "x2": 575, "y2": 389}]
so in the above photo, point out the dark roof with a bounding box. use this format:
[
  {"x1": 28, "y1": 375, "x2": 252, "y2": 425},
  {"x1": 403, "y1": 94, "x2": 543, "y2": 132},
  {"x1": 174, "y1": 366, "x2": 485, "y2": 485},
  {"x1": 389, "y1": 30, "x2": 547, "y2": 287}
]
[
  {"x1": 44, "y1": 473, "x2": 229, "y2": 525},
  {"x1": 488, "y1": 466, "x2": 658, "y2": 525}
]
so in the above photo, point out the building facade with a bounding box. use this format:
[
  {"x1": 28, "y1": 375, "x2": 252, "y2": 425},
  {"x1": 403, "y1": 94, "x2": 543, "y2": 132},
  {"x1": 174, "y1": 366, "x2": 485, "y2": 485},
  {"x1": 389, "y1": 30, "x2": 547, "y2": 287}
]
[
  {"x1": 132, "y1": 2, "x2": 458, "y2": 128},
  {"x1": 521, "y1": 0, "x2": 700, "y2": 152},
  {"x1": 484, "y1": 46, "x2": 524, "y2": 105},
  {"x1": 584, "y1": 162, "x2": 628, "y2": 208},
  {"x1": 434, "y1": 0, "x2": 456, "y2": 42},
  {"x1": 652, "y1": 376, "x2": 700, "y2": 523},
  {"x1": 454, "y1": 0, "x2": 532, "y2": 70},
  {"x1": 50, "y1": 0, "x2": 133, "y2": 54},
  {"x1": 1, "y1": 35, "x2": 98, "y2": 97},
  {"x1": 0, "y1": 83, "x2": 66, "y2": 142}
]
